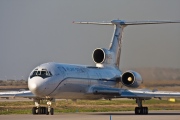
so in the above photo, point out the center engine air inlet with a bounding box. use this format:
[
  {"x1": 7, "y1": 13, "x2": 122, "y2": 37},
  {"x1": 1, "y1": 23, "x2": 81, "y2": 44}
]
[{"x1": 92, "y1": 48, "x2": 105, "y2": 64}]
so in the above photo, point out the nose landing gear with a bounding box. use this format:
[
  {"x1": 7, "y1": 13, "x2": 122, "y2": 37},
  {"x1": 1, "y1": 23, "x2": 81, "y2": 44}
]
[
  {"x1": 32, "y1": 98, "x2": 54, "y2": 115},
  {"x1": 47, "y1": 101, "x2": 54, "y2": 115}
]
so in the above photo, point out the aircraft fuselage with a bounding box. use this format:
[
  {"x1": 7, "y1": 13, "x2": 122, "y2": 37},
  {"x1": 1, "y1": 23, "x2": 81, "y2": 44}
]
[{"x1": 28, "y1": 62, "x2": 121, "y2": 99}]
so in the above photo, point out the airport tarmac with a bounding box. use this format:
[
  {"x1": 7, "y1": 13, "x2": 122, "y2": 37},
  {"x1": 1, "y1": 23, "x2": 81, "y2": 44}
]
[{"x1": 0, "y1": 110, "x2": 180, "y2": 120}]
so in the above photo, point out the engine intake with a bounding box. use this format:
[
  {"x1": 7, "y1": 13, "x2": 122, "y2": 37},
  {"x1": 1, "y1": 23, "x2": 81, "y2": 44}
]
[
  {"x1": 121, "y1": 70, "x2": 142, "y2": 88},
  {"x1": 92, "y1": 48, "x2": 114, "y2": 66},
  {"x1": 93, "y1": 48, "x2": 105, "y2": 63}
]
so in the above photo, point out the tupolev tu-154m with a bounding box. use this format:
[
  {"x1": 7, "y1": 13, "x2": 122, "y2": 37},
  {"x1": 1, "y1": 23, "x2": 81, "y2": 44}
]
[{"x1": 1, "y1": 20, "x2": 180, "y2": 115}]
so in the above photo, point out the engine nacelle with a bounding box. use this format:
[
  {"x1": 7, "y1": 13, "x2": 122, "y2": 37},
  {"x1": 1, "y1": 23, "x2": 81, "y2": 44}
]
[
  {"x1": 121, "y1": 70, "x2": 142, "y2": 88},
  {"x1": 92, "y1": 48, "x2": 114, "y2": 66}
]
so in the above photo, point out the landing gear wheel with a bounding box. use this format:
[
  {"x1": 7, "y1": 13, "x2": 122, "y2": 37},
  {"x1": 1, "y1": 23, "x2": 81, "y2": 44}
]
[
  {"x1": 32, "y1": 107, "x2": 49, "y2": 115},
  {"x1": 134, "y1": 107, "x2": 148, "y2": 115},
  {"x1": 50, "y1": 108, "x2": 54, "y2": 115},
  {"x1": 45, "y1": 107, "x2": 49, "y2": 115},
  {"x1": 38, "y1": 107, "x2": 41, "y2": 114},
  {"x1": 144, "y1": 107, "x2": 148, "y2": 114},
  {"x1": 135, "y1": 107, "x2": 141, "y2": 114},
  {"x1": 32, "y1": 107, "x2": 37, "y2": 115},
  {"x1": 135, "y1": 107, "x2": 139, "y2": 115},
  {"x1": 135, "y1": 98, "x2": 148, "y2": 115},
  {"x1": 32, "y1": 98, "x2": 54, "y2": 115}
]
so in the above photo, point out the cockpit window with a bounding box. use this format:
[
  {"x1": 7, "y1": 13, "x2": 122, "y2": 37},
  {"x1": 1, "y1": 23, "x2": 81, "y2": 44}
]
[
  {"x1": 32, "y1": 71, "x2": 38, "y2": 76},
  {"x1": 41, "y1": 71, "x2": 46, "y2": 75},
  {"x1": 37, "y1": 71, "x2": 41, "y2": 75},
  {"x1": 30, "y1": 69, "x2": 52, "y2": 79},
  {"x1": 49, "y1": 71, "x2": 52, "y2": 76}
]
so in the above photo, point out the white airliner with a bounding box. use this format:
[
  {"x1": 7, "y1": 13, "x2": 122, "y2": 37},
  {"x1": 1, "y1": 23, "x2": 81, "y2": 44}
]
[{"x1": 1, "y1": 20, "x2": 180, "y2": 115}]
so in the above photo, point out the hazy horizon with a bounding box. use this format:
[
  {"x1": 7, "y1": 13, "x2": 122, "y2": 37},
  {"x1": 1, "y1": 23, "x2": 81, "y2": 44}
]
[{"x1": 0, "y1": 0, "x2": 180, "y2": 79}]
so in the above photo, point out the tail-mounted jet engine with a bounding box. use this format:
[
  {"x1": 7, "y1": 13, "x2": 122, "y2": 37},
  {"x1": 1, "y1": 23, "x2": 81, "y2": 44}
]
[
  {"x1": 121, "y1": 70, "x2": 142, "y2": 88},
  {"x1": 92, "y1": 48, "x2": 114, "y2": 66}
]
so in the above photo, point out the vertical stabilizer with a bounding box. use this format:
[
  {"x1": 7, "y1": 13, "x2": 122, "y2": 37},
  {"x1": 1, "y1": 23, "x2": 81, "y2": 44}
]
[
  {"x1": 109, "y1": 20, "x2": 126, "y2": 67},
  {"x1": 73, "y1": 20, "x2": 180, "y2": 68}
]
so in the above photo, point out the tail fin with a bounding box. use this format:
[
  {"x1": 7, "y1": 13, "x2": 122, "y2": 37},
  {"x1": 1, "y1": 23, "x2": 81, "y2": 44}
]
[
  {"x1": 74, "y1": 20, "x2": 180, "y2": 67},
  {"x1": 109, "y1": 20, "x2": 125, "y2": 67}
]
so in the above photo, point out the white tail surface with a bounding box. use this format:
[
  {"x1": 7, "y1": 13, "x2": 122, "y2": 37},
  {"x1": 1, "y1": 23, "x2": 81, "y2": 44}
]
[{"x1": 74, "y1": 20, "x2": 180, "y2": 68}]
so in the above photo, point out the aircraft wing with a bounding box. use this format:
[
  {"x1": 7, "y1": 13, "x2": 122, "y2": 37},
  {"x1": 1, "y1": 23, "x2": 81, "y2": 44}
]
[
  {"x1": 120, "y1": 89, "x2": 180, "y2": 98},
  {"x1": 88, "y1": 86, "x2": 180, "y2": 99},
  {"x1": 0, "y1": 90, "x2": 36, "y2": 98}
]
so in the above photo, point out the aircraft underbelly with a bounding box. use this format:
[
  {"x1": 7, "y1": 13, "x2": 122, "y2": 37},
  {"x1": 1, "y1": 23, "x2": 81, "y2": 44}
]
[
  {"x1": 49, "y1": 78, "x2": 117, "y2": 99},
  {"x1": 49, "y1": 78, "x2": 89, "y2": 99}
]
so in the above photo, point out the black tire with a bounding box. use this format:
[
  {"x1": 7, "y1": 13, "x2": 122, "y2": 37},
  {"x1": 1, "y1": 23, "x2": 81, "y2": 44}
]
[
  {"x1": 135, "y1": 107, "x2": 138, "y2": 114},
  {"x1": 43, "y1": 107, "x2": 46, "y2": 114},
  {"x1": 135, "y1": 107, "x2": 142, "y2": 115},
  {"x1": 135, "y1": 107, "x2": 149, "y2": 115},
  {"x1": 50, "y1": 108, "x2": 54, "y2": 115},
  {"x1": 145, "y1": 107, "x2": 148, "y2": 114},
  {"x1": 32, "y1": 107, "x2": 36, "y2": 115},
  {"x1": 140, "y1": 107, "x2": 148, "y2": 115},
  {"x1": 140, "y1": 107, "x2": 144, "y2": 114},
  {"x1": 45, "y1": 107, "x2": 49, "y2": 115},
  {"x1": 38, "y1": 107, "x2": 42, "y2": 114}
]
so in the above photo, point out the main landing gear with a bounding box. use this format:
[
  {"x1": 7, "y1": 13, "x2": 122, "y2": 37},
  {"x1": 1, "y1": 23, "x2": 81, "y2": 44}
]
[
  {"x1": 134, "y1": 98, "x2": 148, "y2": 115},
  {"x1": 32, "y1": 98, "x2": 54, "y2": 115}
]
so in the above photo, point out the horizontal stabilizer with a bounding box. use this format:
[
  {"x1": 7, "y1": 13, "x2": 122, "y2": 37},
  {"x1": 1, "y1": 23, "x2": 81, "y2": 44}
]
[
  {"x1": 73, "y1": 21, "x2": 112, "y2": 25},
  {"x1": 120, "y1": 20, "x2": 180, "y2": 25},
  {"x1": 73, "y1": 20, "x2": 180, "y2": 26}
]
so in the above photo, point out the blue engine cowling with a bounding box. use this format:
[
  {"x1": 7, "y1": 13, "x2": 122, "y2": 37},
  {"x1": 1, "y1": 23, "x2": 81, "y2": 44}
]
[{"x1": 121, "y1": 70, "x2": 143, "y2": 88}]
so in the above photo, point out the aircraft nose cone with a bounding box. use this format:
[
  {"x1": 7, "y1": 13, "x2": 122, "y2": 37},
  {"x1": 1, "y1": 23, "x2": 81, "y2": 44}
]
[
  {"x1": 29, "y1": 83, "x2": 37, "y2": 92},
  {"x1": 28, "y1": 77, "x2": 45, "y2": 96}
]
